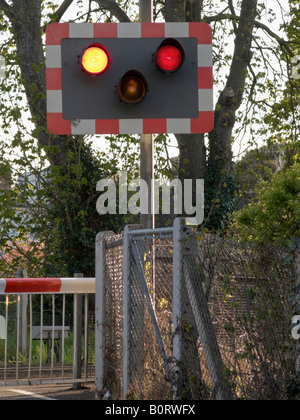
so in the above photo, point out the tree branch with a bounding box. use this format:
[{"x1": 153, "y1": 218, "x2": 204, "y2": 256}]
[
  {"x1": 43, "y1": 0, "x2": 75, "y2": 29},
  {"x1": 0, "y1": 0, "x2": 14, "y2": 19},
  {"x1": 227, "y1": 0, "x2": 238, "y2": 34},
  {"x1": 203, "y1": 13, "x2": 293, "y2": 57},
  {"x1": 253, "y1": 19, "x2": 294, "y2": 57},
  {"x1": 55, "y1": 0, "x2": 75, "y2": 22},
  {"x1": 91, "y1": 0, "x2": 131, "y2": 22}
]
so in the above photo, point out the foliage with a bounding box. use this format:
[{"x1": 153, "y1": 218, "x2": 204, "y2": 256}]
[
  {"x1": 232, "y1": 162, "x2": 300, "y2": 246},
  {"x1": 43, "y1": 140, "x2": 128, "y2": 277},
  {"x1": 204, "y1": 133, "x2": 236, "y2": 233},
  {"x1": 0, "y1": 0, "x2": 299, "y2": 275},
  {"x1": 0, "y1": 131, "x2": 172, "y2": 277},
  {"x1": 0, "y1": 0, "x2": 176, "y2": 276},
  {"x1": 234, "y1": 142, "x2": 300, "y2": 215},
  {"x1": 0, "y1": 137, "x2": 128, "y2": 276},
  {"x1": 261, "y1": 0, "x2": 300, "y2": 147}
]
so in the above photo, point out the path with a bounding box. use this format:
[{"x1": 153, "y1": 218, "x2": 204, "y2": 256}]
[{"x1": 0, "y1": 383, "x2": 95, "y2": 400}]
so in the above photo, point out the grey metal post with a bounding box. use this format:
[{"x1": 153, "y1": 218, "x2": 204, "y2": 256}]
[
  {"x1": 139, "y1": 0, "x2": 153, "y2": 22},
  {"x1": 295, "y1": 243, "x2": 300, "y2": 314},
  {"x1": 295, "y1": 244, "x2": 300, "y2": 378},
  {"x1": 140, "y1": 0, "x2": 154, "y2": 230},
  {"x1": 95, "y1": 231, "x2": 115, "y2": 399},
  {"x1": 16, "y1": 269, "x2": 28, "y2": 355},
  {"x1": 73, "y1": 273, "x2": 83, "y2": 390},
  {"x1": 21, "y1": 270, "x2": 29, "y2": 355},
  {"x1": 182, "y1": 230, "x2": 232, "y2": 400},
  {"x1": 172, "y1": 219, "x2": 184, "y2": 382},
  {"x1": 123, "y1": 225, "x2": 144, "y2": 400}
]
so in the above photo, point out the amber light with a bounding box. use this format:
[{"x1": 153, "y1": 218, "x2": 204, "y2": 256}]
[
  {"x1": 82, "y1": 45, "x2": 110, "y2": 75},
  {"x1": 118, "y1": 71, "x2": 147, "y2": 105}
]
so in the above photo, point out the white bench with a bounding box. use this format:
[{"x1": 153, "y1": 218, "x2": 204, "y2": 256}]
[{"x1": 32, "y1": 326, "x2": 70, "y2": 363}]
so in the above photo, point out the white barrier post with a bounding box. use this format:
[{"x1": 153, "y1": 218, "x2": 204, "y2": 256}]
[{"x1": 73, "y1": 273, "x2": 83, "y2": 390}]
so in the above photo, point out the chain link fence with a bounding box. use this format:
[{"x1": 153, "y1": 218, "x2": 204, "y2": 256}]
[
  {"x1": 95, "y1": 232, "x2": 124, "y2": 400},
  {"x1": 96, "y1": 222, "x2": 296, "y2": 400},
  {"x1": 180, "y1": 229, "x2": 294, "y2": 400},
  {"x1": 125, "y1": 229, "x2": 174, "y2": 400}
]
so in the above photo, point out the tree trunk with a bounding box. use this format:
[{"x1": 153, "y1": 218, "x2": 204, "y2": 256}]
[
  {"x1": 163, "y1": 0, "x2": 258, "y2": 227},
  {"x1": 204, "y1": 0, "x2": 258, "y2": 231},
  {"x1": 9, "y1": 0, "x2": 69, "y2": 167},
  {"x1": 164, "y1": 0, "x2": 206, "y2": 213},
  {"x1": 209, "y1": 0, "x2": 258, "y2": 171},
  {"x1": 164, "y1": 0, "x2": 185, "y2": 22}
]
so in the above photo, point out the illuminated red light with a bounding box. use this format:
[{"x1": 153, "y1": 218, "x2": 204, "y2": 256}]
[{"x1": 156, "y1": 44, "x2": 184, "y2": 73}]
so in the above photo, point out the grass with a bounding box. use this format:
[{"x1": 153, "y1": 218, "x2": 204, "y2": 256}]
[{"x1": 0, "y1": 332, "x2": 75, "y2": 366}]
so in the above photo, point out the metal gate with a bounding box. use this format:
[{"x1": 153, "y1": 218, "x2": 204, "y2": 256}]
[
  {"x1": 95, "y1": 220, "x2": 231, "y2": 400},
  {"x1": 123, "y1": 226, "x2": 175, "y2": 400}
]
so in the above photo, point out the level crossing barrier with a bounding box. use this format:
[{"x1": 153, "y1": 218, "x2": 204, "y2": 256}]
[{"x1": 0, "y1": 275, "x2": 95, "y2": 387}]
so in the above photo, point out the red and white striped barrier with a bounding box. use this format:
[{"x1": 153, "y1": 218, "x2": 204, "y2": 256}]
[{"x1": 0, "y1": 277, "x2": 95, "y2": 295}]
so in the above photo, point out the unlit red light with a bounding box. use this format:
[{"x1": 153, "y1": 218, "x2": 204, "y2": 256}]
[
  {"x1": 156, "y1": 45, "x2": 183, "y2": 72},
  {"x1": 82, "y1": 45, "x2": 110, "y2": 75}
]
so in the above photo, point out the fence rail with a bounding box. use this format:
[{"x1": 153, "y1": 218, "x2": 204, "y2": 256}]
[{"x1": 0, "y1": 275, "x2": 95, "y2": 387}]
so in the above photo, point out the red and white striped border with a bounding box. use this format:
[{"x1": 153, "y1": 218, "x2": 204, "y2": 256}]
[
  {"x1": 46, "y1": 22, "x2": 214, "y2": 135},
  {"x1": 0, "y1": 278, "x2": 95, "y2": 294}
]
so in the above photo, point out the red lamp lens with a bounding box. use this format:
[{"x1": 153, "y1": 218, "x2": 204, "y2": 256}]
[{"x1": 156, "y1": 45, "x2": 183, "y2": 72}]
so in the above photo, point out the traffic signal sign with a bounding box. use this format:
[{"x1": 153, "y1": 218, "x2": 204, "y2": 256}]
[{"x1": 46, "y1": 22, "x2": 213, "y2": 135}]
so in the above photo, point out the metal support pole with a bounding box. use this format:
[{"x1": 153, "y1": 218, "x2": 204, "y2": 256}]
[
  {"x1": 16, "y1": 269, "x2": 28, "y2": 355},
  {"x1": 172, "y1": 218, "x2": 184, "y2": 383},
  {"x1": 139, "y1": 0, "x2": 153, "y2": 22},
  {"x1": 123, "y1": 225, "x2": 144, "y2": 399},
  {"x1": 295, "y1": 244, "x2": 300, "y2": 378},
  {"x1": 95, "y1": 231, "x2": 115, "y2": 399},
  {"x1": 73, "y1": 273, "x2": 83, "y2": 390},
  {"x1": 140, "y1": 0, "x2": 154, "y2": 230}
]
